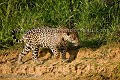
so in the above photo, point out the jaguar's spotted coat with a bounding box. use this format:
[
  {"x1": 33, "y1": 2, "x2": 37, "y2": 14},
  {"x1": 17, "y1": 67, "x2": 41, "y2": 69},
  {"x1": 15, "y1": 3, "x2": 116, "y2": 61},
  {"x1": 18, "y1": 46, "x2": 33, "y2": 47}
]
[{"x1": 13, "y1": 26, "x2": 79, "y2": 64}]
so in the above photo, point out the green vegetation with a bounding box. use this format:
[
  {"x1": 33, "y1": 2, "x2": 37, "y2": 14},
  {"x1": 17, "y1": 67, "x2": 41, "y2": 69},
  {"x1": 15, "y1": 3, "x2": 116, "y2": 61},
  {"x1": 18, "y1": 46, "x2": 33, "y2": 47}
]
[{"x1": 0, "y1": 0, "x2": 120, "y2": 49}]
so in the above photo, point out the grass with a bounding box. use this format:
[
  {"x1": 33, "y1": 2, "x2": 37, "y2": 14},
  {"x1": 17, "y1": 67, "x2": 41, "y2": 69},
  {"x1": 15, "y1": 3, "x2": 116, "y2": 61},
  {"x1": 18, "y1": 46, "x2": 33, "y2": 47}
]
[{"x1": 0, "y1": 0, "x2": 120, "y2": 49}]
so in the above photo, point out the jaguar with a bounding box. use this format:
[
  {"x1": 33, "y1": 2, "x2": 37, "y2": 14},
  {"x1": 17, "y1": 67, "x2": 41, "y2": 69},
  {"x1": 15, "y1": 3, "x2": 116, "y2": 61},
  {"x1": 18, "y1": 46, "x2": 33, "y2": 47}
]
[{"x1": 12, "y1": 26, "x2": 79, "y2": 64}]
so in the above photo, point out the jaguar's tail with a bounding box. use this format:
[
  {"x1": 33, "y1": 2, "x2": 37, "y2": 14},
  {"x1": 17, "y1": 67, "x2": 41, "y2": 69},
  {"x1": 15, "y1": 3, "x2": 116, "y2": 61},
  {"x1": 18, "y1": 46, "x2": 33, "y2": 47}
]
[{"x1": 11, "y1": 28, "x2": 23, "y2": 43}]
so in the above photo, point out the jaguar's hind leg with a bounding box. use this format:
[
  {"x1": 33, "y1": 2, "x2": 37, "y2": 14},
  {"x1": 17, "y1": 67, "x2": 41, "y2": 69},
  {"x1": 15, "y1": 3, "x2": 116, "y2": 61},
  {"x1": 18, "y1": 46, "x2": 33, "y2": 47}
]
[
  {"x1": 32, "y1": 46, "x2": 43, "y2": 64},
  {"x1": 18, "y1": 45, "x2": 31, "y2": 64}
]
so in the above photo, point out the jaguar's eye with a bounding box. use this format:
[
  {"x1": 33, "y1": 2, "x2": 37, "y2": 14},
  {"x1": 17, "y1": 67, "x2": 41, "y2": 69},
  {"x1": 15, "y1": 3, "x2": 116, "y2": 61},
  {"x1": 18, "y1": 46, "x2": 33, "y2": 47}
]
[{"x1": 67, "y1": 32, "x2": 70, "y2": 36}]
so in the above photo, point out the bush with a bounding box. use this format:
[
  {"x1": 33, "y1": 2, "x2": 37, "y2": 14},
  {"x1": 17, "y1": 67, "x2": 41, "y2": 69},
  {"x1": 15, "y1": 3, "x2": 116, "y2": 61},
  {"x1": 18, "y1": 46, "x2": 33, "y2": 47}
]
[{"x1": 0, "y1": 0, "x2": 119, "y2": 49}]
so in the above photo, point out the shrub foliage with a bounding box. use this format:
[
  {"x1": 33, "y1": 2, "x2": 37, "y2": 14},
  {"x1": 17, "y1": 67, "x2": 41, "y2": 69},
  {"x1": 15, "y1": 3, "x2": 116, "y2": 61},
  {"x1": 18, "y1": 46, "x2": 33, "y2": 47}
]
[{"x1": 0, "y1": 0, "x2": 119, "y2": 49}]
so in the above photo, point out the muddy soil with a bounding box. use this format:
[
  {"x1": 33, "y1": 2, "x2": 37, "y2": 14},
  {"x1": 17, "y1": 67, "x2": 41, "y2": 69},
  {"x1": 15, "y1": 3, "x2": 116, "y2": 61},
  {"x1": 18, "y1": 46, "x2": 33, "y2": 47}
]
[{"x1": 0, "y1": 43, "x2": 120, "y2": 80}]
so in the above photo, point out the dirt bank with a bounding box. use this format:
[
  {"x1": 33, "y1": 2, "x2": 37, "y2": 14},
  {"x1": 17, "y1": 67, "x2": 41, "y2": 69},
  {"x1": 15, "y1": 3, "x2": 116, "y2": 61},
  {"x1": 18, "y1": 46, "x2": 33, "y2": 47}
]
[{"x1": 0, "y1": 43, "x2": 120, "y2": 80}]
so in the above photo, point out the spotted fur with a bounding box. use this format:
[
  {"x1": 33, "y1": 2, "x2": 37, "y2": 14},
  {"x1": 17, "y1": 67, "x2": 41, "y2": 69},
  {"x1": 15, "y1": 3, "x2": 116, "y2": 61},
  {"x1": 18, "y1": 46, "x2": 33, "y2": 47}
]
[{"x1": 14, "y1": 26, "x2": 79, "y2": 64}]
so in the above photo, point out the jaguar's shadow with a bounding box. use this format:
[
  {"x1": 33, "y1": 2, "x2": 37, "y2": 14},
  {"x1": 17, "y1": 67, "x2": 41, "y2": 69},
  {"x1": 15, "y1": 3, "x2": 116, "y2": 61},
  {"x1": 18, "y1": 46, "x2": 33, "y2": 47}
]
[
  {"x1": 38, "y1": 47, "x2": 79, "y2": 63},
  {"x1": 66, "y1": 39, "x2": 106, "y2": 62},
  {"x1": 38, "y1": 45, "x2": 80, "y2": 63}
]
